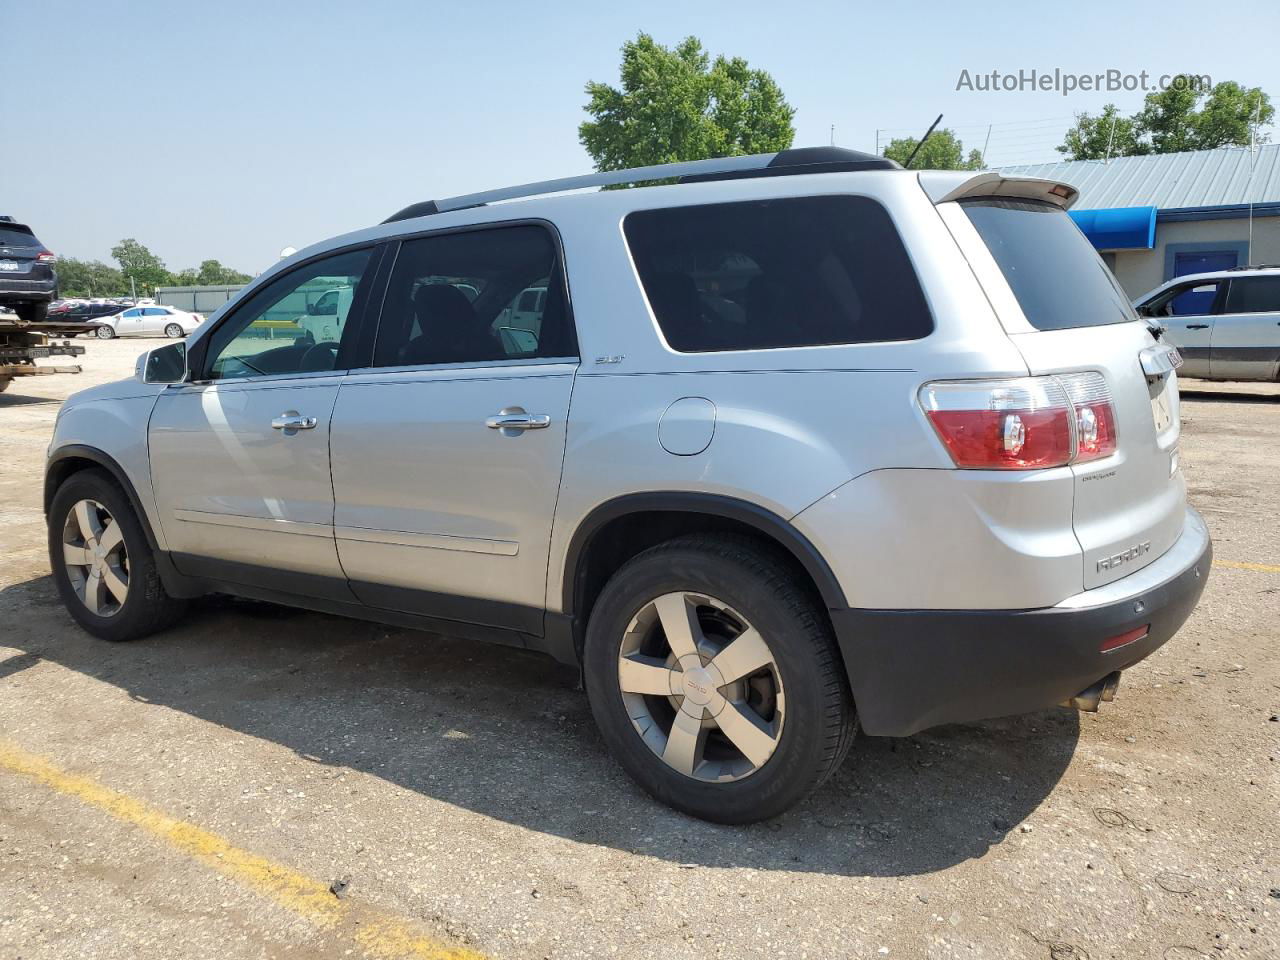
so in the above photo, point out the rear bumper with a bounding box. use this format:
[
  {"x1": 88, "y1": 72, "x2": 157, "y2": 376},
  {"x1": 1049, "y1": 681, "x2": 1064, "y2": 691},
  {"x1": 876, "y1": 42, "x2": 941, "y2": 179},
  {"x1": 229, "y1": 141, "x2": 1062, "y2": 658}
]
[
  {"x1": 0, "y1": 278, "x2": 57, "y2": 301},
  {"x1": 831, "y1": 507, "x2": 1212, "y2": 736}
]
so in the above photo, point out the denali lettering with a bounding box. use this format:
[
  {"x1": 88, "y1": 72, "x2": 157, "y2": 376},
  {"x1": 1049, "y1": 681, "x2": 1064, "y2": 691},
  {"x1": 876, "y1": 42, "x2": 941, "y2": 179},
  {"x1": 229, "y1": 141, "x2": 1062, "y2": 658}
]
[{"x1": 1097, "y1": 541, "x2": 1152, "y2": 572}]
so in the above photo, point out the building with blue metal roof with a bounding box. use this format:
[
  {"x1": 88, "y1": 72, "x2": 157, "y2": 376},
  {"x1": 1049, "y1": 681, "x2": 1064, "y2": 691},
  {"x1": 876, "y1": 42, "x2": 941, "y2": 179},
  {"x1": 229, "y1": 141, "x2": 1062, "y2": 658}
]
[{"x1": 998, "y1": 145, "x2": 1280, "y2": 299}]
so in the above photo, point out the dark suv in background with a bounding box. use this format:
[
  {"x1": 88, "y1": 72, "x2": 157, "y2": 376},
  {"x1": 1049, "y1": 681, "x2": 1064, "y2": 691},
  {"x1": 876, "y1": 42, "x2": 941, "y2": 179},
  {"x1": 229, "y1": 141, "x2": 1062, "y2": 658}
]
[{"x1": 0, "y1": 216, "x2": 58, "y2": 324}]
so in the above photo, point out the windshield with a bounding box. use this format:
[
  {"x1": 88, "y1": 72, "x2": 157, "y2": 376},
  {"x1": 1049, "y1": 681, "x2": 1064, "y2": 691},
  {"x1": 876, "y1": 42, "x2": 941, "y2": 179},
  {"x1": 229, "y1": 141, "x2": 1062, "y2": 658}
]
[
  {"x1": 0, "y1": 226, "x2": 39, "y2": 248},
  {"x1": 961, "y1": 198, "x2": 1135, "y2": 332}
]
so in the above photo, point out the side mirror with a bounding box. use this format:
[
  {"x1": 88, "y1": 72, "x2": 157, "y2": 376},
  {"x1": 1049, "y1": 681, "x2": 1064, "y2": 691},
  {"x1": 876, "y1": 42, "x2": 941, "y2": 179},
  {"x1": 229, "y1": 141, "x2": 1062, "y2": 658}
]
[{"x1": 139, "y1": 341, "x2": 188, "y2": 384}]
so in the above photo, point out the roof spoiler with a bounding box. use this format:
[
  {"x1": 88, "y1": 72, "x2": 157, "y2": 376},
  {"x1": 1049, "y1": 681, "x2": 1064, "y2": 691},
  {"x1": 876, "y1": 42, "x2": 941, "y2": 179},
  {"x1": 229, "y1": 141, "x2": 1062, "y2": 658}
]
[{"x1": 917, "y1": 171, "x2": 1080, "y2": 209}]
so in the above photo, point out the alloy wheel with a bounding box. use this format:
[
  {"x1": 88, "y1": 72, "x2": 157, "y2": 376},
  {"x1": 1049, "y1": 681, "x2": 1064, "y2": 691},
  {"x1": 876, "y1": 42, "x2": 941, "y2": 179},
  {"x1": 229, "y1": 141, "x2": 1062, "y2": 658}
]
[
  {"x1": 617, "y1": 592, "x2": 785, "y2": 782},
  {"x1": 165, "y1": 323, "x2": 184, "y2": 338},
  {"x1": 95, "y1": 325, "x2": 115, "y2": 339},
  {"x1": 61, "y1": 499, "x2": 129, "y2": 617}
]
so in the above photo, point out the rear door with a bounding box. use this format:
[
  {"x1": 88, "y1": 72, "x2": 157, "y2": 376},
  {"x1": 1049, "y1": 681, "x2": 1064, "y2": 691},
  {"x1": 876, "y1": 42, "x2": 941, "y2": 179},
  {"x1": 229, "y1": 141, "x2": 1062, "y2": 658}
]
[
  {"x1": 329, "y1": 224, "x2": 578, "y2": 631},
  {"x1": 119, "y1": 307, "x2": 145, "y2": 335},
  {"x1": 1211, "y1": 275, "x2": 1280, "y2": 380},
  {"x1": 953, "y1": 197, "x2": 1185, "y2": 589},
  {"x1": 141, "y1": 307, "x2": 170, "y2": 335}
]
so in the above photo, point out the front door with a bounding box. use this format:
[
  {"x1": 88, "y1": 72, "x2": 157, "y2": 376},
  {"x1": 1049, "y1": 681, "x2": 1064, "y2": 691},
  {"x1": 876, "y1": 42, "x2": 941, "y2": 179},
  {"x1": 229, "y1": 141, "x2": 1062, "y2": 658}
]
[
  {"x1": 1145, "y1": 278, "x2": 1224, "y2": 378},
  {"x1": 148, "y1": 247, "x2": 376, "y2": 597},
  {"x1": 119, "y1": 307, "x2": 146, "y2": 336},
  {"x1": 330, "y1": 225, "x2": 579, "y2": 633},
  {"x1": 1211, "y1": 275, "x2": 1280, "y2": 380}
]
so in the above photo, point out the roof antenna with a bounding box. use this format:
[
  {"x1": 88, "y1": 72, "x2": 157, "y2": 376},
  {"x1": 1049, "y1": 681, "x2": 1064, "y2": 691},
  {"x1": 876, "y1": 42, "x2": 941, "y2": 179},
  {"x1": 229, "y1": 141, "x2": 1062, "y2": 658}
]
[{"x1": 902, "y1": 114, "x2": 943, "y2": 169}]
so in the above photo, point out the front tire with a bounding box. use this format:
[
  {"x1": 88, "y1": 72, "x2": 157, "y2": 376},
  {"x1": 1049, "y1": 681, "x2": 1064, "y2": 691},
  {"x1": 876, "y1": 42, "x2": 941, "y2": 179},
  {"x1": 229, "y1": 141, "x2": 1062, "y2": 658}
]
[
  {"x1": 94, "y1": 324, "x2": 116, "y2": 339},
  {"x1": 48, "y1": 469, "x2": 187, "y2": 641},
  {"x1": 583, "y1": 535, "x2": 856, "y2": 823}
]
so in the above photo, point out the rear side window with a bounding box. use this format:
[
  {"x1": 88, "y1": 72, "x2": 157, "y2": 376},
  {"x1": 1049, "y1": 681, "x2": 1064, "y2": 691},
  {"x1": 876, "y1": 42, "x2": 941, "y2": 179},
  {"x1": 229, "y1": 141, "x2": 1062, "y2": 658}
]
[
  {"x1": 0, "y1": 226, "x2": 38, "y2": 247},
  {"x1": 624, "y1": 196, "x2": 933, "y2": 353},
  {"x1": 961, "y1": 198, "x2": 1134, "y2": 331},
  {"x1": 1224, "y1": 276, "x2": 1280, "y2": 314}
]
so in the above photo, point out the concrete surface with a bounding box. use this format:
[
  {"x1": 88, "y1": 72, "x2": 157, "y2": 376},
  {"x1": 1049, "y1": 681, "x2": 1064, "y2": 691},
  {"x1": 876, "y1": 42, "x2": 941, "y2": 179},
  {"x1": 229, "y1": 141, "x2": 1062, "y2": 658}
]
[{"x1": 1, "y1": 339, "x2": 1277, "y2": 959}]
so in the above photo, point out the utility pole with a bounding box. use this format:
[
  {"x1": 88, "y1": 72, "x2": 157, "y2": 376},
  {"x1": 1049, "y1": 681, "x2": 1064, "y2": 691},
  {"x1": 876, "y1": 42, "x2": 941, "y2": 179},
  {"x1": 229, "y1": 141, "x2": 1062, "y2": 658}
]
[
  {"x1": 830, "y1": 124, "x2": 835, "y2": 147},
  {"x1": 130, "y1": 276, "x2": 137, "y2": 304},
  {"x1": 1247, "y1": 95, "x2": 1262, "y2": 264},
  {"x1": 981, "y1": 124, "x2": 993, "y2": 167},
  {"x1": 1104, "y1": 113, "x2": 1117, "y2": 164},
  {"x1": 874, "y1": 129, "x2": 880, "y2": 156}
]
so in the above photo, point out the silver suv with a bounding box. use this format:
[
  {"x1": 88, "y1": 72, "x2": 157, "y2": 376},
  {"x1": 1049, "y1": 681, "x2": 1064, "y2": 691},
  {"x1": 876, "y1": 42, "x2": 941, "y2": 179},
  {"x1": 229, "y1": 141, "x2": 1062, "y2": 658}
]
[
  {"x1": 45, "y1": 148, "x2": 1211, "y2": 823},
  {"x1": 1134, "y1": 265, "x2": 1280, "y2": 382}
]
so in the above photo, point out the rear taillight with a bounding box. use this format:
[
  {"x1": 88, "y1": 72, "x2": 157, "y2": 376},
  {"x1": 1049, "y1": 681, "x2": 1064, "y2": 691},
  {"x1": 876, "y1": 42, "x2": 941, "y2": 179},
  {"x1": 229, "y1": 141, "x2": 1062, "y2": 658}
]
[
  {"x1": 920, "y1": 373, "x2": 1117, "y2": 470},
  {"x1": 36, "y1": 250, "x2": 56, "y2": 263},
  {"x1": 1059, "y1": 372, "x2": 1117, "y2": 462}
]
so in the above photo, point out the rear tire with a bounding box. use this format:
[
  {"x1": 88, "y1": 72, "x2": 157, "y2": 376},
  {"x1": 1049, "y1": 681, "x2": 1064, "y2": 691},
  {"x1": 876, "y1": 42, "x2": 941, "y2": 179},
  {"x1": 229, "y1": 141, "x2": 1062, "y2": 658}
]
[
  {"x1": 48, "y1": 469, "x2": 187, "y2": 641},
  {"x1": 583, "y1": 534, "x2": 856, "y2": 823},
  {"x1": 164, "y1": 323, "x2": 184, "y2": 338},
  {"x1": 15, "y1": 301, "x2": 48, "y2": 325}
]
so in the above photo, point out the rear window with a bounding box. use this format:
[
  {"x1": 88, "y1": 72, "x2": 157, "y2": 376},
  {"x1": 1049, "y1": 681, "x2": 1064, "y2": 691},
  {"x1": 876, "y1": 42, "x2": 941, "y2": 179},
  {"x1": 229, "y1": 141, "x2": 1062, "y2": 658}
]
[
  {"x1": 0, "y1": 226, "x2": 38, "y2": 247},
  {"x1": 961, "y1": 198, "x2": 1135, "y2": 331},
  {"x1": 624, "y1": 196, "x2": 933, "y2": 353}
]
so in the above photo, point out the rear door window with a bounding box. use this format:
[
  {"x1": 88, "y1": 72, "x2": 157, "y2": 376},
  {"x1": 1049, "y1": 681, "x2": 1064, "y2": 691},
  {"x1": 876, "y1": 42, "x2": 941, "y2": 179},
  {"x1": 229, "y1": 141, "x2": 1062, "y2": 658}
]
[
  {"x1": 372, "y1": 225, "x2": 576, "y2": 367},
  {"x1": 624, "y1": 196, "x2": 933, "y2": 353},
  {"x1": 961, "y1": 198, "x2": 1135, "y2": 331},
  {"x1": 1224, "y1": 276, "x2": 1280, "y2": 314}
]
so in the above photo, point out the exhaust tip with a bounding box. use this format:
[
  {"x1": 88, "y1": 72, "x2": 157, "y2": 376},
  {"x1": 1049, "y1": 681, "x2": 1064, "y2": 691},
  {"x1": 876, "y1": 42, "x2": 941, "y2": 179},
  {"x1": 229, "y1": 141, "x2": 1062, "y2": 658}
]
[{"x1": 1062, "y1": 671, "x2": 1122, "y2": 712}]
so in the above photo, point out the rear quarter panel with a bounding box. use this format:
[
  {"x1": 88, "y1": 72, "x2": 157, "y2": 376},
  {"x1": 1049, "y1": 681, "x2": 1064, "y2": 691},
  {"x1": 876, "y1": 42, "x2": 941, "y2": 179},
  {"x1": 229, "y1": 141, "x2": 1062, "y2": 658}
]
[{"x1": 544, "y1": 173, "x2": 1037, "y2": 612}]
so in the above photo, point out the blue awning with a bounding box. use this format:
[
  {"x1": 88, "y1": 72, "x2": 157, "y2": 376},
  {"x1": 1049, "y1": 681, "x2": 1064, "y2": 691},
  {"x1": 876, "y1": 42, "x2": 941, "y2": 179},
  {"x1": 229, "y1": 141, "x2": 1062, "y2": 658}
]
[{"x1": 1069, "y1": 206, "x2": 1157, "y2": 250}]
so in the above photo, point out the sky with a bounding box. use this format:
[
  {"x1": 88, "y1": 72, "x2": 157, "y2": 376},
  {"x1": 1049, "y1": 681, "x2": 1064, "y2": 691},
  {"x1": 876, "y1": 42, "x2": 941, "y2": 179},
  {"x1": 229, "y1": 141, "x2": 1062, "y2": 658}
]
[{"x1": 4, "y1": 0, "x2": 1279, "y2": 274}]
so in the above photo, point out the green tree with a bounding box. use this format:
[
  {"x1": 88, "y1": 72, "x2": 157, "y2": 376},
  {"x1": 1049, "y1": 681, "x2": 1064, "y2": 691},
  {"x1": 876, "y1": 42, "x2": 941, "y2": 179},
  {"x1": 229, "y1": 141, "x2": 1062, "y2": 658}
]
[
  {"x1": 1190, "y1": 80, "x2": 1274, "y2": 149},
  {"x1": 1134, "y1": 77, "x2": 1205, "y2": 153},
  {"x1": 110, "y1": 238, "x2": 171, "y2": 293},
  {"x1": 883, "y1": 128, "x2": 984, "y2": 170},
  {"x1": 194, "y1": 259, "x2": 252, "y2": 285},
  {"x1": 1057, "y1": 78, "x2": 1273, "y2": 158},
  {"x1": 55, "y1": 258, "x2": 129, "y2": 298},
  {"x1": 1057, "y1": 104, "x2": 1147, "y2": 160},
  {"x1": 579, "y1": 33, "x2": 794, "y2": 172}
]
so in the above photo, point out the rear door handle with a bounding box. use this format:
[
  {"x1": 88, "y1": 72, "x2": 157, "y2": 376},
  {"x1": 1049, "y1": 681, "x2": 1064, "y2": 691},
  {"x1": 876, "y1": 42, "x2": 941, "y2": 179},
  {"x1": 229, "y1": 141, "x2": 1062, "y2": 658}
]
[
  {"x1": 1186, "y1": 324, "x2": 1209, "y2": 330},
  {"x1": 271, "y1": 414, "x2": 317, "y2": 431},
  {"x1": 485, "y1": 413, "x2": 550, "y2": 430}
]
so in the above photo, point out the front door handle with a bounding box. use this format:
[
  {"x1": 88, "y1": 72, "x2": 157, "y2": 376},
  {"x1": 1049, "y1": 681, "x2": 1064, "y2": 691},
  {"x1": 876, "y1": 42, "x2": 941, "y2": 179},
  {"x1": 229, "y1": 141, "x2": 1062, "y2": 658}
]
[
  {"x1": 271, "y1": 413, "x2": 318, "y2": 431},
  {"x1": 486, "y1": 413, "x2": 551, "y2": 430},
  {"x1": 1186, "y1": 323, "x2": 1209, "y2": 330}
]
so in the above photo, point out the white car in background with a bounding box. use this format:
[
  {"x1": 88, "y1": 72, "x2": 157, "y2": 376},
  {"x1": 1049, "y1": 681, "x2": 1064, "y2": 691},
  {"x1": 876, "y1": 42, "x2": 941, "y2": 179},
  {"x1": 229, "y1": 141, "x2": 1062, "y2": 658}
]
[{"x1": 90, "y1": 305, "x2": 205, "y2": 339}]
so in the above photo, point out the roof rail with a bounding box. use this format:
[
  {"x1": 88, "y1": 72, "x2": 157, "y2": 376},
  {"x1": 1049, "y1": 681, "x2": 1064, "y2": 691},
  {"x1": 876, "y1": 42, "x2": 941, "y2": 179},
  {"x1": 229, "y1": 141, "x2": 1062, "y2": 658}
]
[
  {"x1": 1225, "y1": 262, "x2": 1280, "y2": 271},
  {"x1": 382, "y1": 147, "x2": 899, "y2": 224}
]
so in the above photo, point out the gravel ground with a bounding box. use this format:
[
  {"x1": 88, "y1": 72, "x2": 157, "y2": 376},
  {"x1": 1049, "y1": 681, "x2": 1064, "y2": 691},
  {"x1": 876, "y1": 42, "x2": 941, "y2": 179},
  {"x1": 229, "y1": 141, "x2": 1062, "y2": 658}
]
[{"x1": 1, "y1": 338, "x2": 1277, "y2": 959}]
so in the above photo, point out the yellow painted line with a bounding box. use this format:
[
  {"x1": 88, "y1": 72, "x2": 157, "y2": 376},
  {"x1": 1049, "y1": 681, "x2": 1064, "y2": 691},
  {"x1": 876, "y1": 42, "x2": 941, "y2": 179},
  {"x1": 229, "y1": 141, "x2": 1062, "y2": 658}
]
[
  {"x1": 0, "y1": 741, "x2": 485, "y2": 960},
  {"x1": 1215, "y1": 560, "x2": 1280, "y2": 574}
]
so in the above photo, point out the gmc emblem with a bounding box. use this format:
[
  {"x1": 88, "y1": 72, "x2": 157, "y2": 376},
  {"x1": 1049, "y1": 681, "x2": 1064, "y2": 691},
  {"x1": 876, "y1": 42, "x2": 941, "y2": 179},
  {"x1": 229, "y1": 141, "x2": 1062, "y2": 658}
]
[{"x1": 1097, "y1": 541, "x2": 1152, "y2": 572}]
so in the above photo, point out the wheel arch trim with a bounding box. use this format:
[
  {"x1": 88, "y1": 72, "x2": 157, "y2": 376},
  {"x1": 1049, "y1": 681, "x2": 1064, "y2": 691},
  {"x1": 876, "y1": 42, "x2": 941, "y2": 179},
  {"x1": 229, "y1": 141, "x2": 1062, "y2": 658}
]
[
  {"x1": 45, "y1": 444, "x2": 161, "y2": 553},
  {"x1": 560, "y1": 492, "x2": 849, "y2": 615}
]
